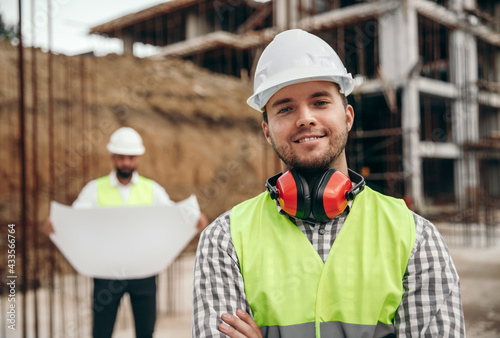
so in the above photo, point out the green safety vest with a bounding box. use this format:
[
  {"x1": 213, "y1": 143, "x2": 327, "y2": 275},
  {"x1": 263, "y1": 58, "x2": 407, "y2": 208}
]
[
  {"x1": 230, "y1": 186, "x2": 416, "y2": 338},
  {"x1": 96, "y1": 175, "x2": 154, "y2": 206}
]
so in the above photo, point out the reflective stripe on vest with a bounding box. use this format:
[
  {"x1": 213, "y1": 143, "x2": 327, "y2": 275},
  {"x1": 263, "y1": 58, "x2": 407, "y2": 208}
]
[
  {"x1": 262, "y1": 321, "x2": 395, "y2": 337},
  {"x1": 96, "y1": 175, "x2": 154, "y2": 206},
  {"x1": 230, "y1": 186, "x2": 416, "y2": 338}
]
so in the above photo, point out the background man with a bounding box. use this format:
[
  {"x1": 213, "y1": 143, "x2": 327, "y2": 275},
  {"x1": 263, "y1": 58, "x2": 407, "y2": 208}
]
[
  {"x1": 44, "y1": 126, "x2": 207, "y2": 338},
  {"x1": 192, "y1": 29, "x2": 465, "y2": 337}
]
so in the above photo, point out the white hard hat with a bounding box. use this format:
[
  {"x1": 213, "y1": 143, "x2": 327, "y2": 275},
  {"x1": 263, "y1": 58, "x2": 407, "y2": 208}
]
[
  {"x1": 106, "y1": 127, "x2": 145, "y2": 155},
  {"x1": 247, "y1": 29, "x2": 355, "y2": 112}
]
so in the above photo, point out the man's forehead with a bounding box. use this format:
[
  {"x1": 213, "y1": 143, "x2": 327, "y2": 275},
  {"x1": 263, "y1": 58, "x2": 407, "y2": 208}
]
[
  {"x1": 268, "y1": 81, "x2": 339, "y2": 105},
  {"x1": 112, "y1": 154, "x2": 138, "y2": 159}
]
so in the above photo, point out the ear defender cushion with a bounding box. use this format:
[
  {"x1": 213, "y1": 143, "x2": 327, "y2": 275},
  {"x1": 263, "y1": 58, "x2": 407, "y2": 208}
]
[
  {"x1": 311, "y1": 169, "x2": 353, "y2": 221},
  {"x1": 276, "y1": 170, "x2": 311, "y2": 219}
]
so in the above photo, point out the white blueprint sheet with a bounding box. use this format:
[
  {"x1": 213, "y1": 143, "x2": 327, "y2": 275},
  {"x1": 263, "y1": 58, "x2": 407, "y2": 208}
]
[{"x1": 49, "y1": 195, "x2": 200, "y2": 279}]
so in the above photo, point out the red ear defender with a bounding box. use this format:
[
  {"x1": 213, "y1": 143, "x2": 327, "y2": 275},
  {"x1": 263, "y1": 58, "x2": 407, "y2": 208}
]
[
  {"x1": 266, "y1": 169, "x2": 365, "y2": 222},
  {"x1": 275, "y1": 170, "x2": 311, "y2": 219},
  {"x1": 311, "y1": 169, "x2": 352, "y2": 221},
  {"x1": 265, "y1": 170, "x2": 311, "y2": 218}
]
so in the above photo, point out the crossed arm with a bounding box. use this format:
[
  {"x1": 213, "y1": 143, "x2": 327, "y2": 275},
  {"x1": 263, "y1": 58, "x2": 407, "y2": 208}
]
[{"x1": 219, "y1": 310, "x2": 263, "y2": 338}]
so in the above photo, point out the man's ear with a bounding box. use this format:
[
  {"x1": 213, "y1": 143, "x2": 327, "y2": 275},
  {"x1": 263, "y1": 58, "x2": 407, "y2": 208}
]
[
  {"x1": 346, "y1": 105, "x2": 354, "y2": 132},
  {"x1": 262, "y1": 120, "x2": 272, "y2": 145}
]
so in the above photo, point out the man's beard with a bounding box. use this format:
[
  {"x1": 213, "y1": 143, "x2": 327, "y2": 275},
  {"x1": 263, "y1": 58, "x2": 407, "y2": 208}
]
[
  {"x1": 269, "y1": 128, "x2": 348, "y2": 175},
  {"x1": 116, "y1": 167, "x2": 134, "y2": 179}
]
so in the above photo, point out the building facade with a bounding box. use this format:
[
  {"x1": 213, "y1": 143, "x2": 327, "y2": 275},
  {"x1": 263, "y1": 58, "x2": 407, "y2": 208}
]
[{"x1": 91, "y1": 0, "x2": 500, "y2": 216}]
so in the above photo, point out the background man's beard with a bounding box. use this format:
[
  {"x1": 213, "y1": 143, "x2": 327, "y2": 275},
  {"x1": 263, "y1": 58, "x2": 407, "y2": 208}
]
[{"x1": 116, "y1": 168, "x2": 134, "y2": 179}]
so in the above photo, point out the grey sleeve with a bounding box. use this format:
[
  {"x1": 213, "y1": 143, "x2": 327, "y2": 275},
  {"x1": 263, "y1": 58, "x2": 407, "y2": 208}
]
[
  {"x1": 192, "y1": 211, "x2": 252, "y2": 338},
  {"x1": 394, "y1": 213, "x2": 465, "y2": 337}
]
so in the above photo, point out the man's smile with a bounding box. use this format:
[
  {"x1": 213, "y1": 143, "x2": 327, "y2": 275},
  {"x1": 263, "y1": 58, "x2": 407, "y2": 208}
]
[
  {"x1": 297, "y1": 136, "x2": 323, "y2": 143},
  {"x1": 293, "y1": 133, "x2": 326, "y2": 143}
]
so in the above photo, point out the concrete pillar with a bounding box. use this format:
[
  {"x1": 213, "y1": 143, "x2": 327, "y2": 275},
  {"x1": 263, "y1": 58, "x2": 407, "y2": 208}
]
[
  {"x1": 496, "y1": 2, "x2": 500, "y2": 23},
  {"x1": 186, "y1": 8, "x2": 210, "y2": 40},
  {"x1": 186, "y1": 10, "x2": 199, "y2": 39},
  {"x1": 289, "y1": 0, "x2": 299, "y2": 27},
  {"x1": 461, "y1": 0, "x2": 475, "y2": 11},
  {"x1": 497, "y1": 51, "x2": 500, "y2": 85},
  {"x1": 379, "y1": 2, "x2": 424, "y2": 210},
  {"x1": 495, "y1": 1, "x2": 500, "y2": 84},
  {"x1": 123, "y1": 33, "x2": 134, "y2": 56},
  {"x1": 450, "y1": 28, "x2": 480, "y2": 208},
  {"x1": 274, "y1": 0, "x2": 288, "y2": 30},
  {"x1": 403, "y1": 80, "x2": 424, "y2": 211},
  {"x1": 379, "y1": 0, "x2": 420, "y2": 80},
  {"x1": 450, "y1": 0, "x2": 464, "y2": 12}
]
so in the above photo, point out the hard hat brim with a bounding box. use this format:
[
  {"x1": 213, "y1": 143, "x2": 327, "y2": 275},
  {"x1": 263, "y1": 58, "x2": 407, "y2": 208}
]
[
  {"x1": 247, "y1": 67, "x2": 355, "y2": 112},
  {"x1": 106, "y1": 144, "x2": 145, "y2": 156}
]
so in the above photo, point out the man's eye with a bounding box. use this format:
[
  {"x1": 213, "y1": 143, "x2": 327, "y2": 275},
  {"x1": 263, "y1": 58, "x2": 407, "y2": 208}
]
[
  {"x1": 277, "y1": 107, "x2": 291, "y2": 114},
  {"x1": 315, "y1": 101, "x2": 328, "y2": 106}
]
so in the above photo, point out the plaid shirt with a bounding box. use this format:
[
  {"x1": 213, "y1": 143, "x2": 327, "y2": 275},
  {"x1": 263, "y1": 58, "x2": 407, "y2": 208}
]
[{"x1": 192, "y1": 202, "x2": 465, "y2": 337}]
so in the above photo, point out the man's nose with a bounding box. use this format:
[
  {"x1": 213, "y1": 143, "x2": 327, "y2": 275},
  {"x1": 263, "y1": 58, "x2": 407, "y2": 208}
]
[
  {"x1": 296, "y1": 105, "x2": 317, "y2": 127},
  {"x1": 122, "y1": 157, "x2": 134, "y2": 166}
]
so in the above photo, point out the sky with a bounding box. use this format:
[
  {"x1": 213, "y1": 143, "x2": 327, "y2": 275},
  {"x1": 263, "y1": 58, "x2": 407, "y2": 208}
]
[{"x1": 0, "y1": 0, "x2": 168, "y2": 57}]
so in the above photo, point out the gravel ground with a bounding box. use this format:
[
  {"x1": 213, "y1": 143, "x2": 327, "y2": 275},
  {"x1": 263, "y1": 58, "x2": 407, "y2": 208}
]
[{"x1": 450, "y1": 245, "x2": 500, "y2": 338}]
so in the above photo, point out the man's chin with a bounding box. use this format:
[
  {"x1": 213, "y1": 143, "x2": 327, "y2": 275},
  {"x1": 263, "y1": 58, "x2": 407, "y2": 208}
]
[
  {"x1": 291, "y1": 164, "x2": 330, "y2": 175},
  {"x1": 286, "y1": 155, "x2": 333, "y2": 172},
  {"x1": 273, "y1": 142, "x2": 337, "y2": 173},
  {"x1": 116, "y1": 169, "x2": 134, "y2": 179}
]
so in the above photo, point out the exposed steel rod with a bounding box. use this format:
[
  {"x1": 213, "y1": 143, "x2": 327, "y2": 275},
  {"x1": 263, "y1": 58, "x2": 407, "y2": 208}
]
[
  {"x1": 30, "y1": 0, "x2": 40, "y2": 335},
  {"x1": 80, "y1": 57, "x2": 88, "y2": 185},
  {"x1": 76, "y1": 54, "x2": 87, "y2": 338},
  {"x1": 46, "y1": 0, "x2": 55, "y2": 335},
  {"x1": 16, "y1": 0, "x2": 28, "y2": 336}
]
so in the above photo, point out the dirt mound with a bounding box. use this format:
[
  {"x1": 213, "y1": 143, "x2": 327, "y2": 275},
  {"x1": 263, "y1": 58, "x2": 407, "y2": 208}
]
[{"x1": 0, "y1": 40, "x2": 277, "y2": 229}]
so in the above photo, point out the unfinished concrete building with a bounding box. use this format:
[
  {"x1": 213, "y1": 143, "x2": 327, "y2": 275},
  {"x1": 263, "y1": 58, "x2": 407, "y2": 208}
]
[{"x1": 91, "y1": 0, "x2": 500, "y2": 216}]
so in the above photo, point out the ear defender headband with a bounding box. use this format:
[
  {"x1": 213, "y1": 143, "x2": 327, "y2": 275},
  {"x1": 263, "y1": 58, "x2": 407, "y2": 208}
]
[{"x1": 266, "y1": 169, "x2": 365, "y2": 222}]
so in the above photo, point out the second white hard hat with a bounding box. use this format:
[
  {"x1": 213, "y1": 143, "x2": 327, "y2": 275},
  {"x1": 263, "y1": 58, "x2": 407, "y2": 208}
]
[
  {"x1": 106, "y1": 127, "x2": 145, "y2": 155},
  {"x1": 247, "y1": 29, "x2": 355, "y2": 112}
]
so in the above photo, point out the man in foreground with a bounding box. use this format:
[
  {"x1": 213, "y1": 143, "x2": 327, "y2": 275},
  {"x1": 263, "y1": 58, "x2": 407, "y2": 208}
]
[{"x1": 192, "y1": 29, "x2": 465, "y2": 337}]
